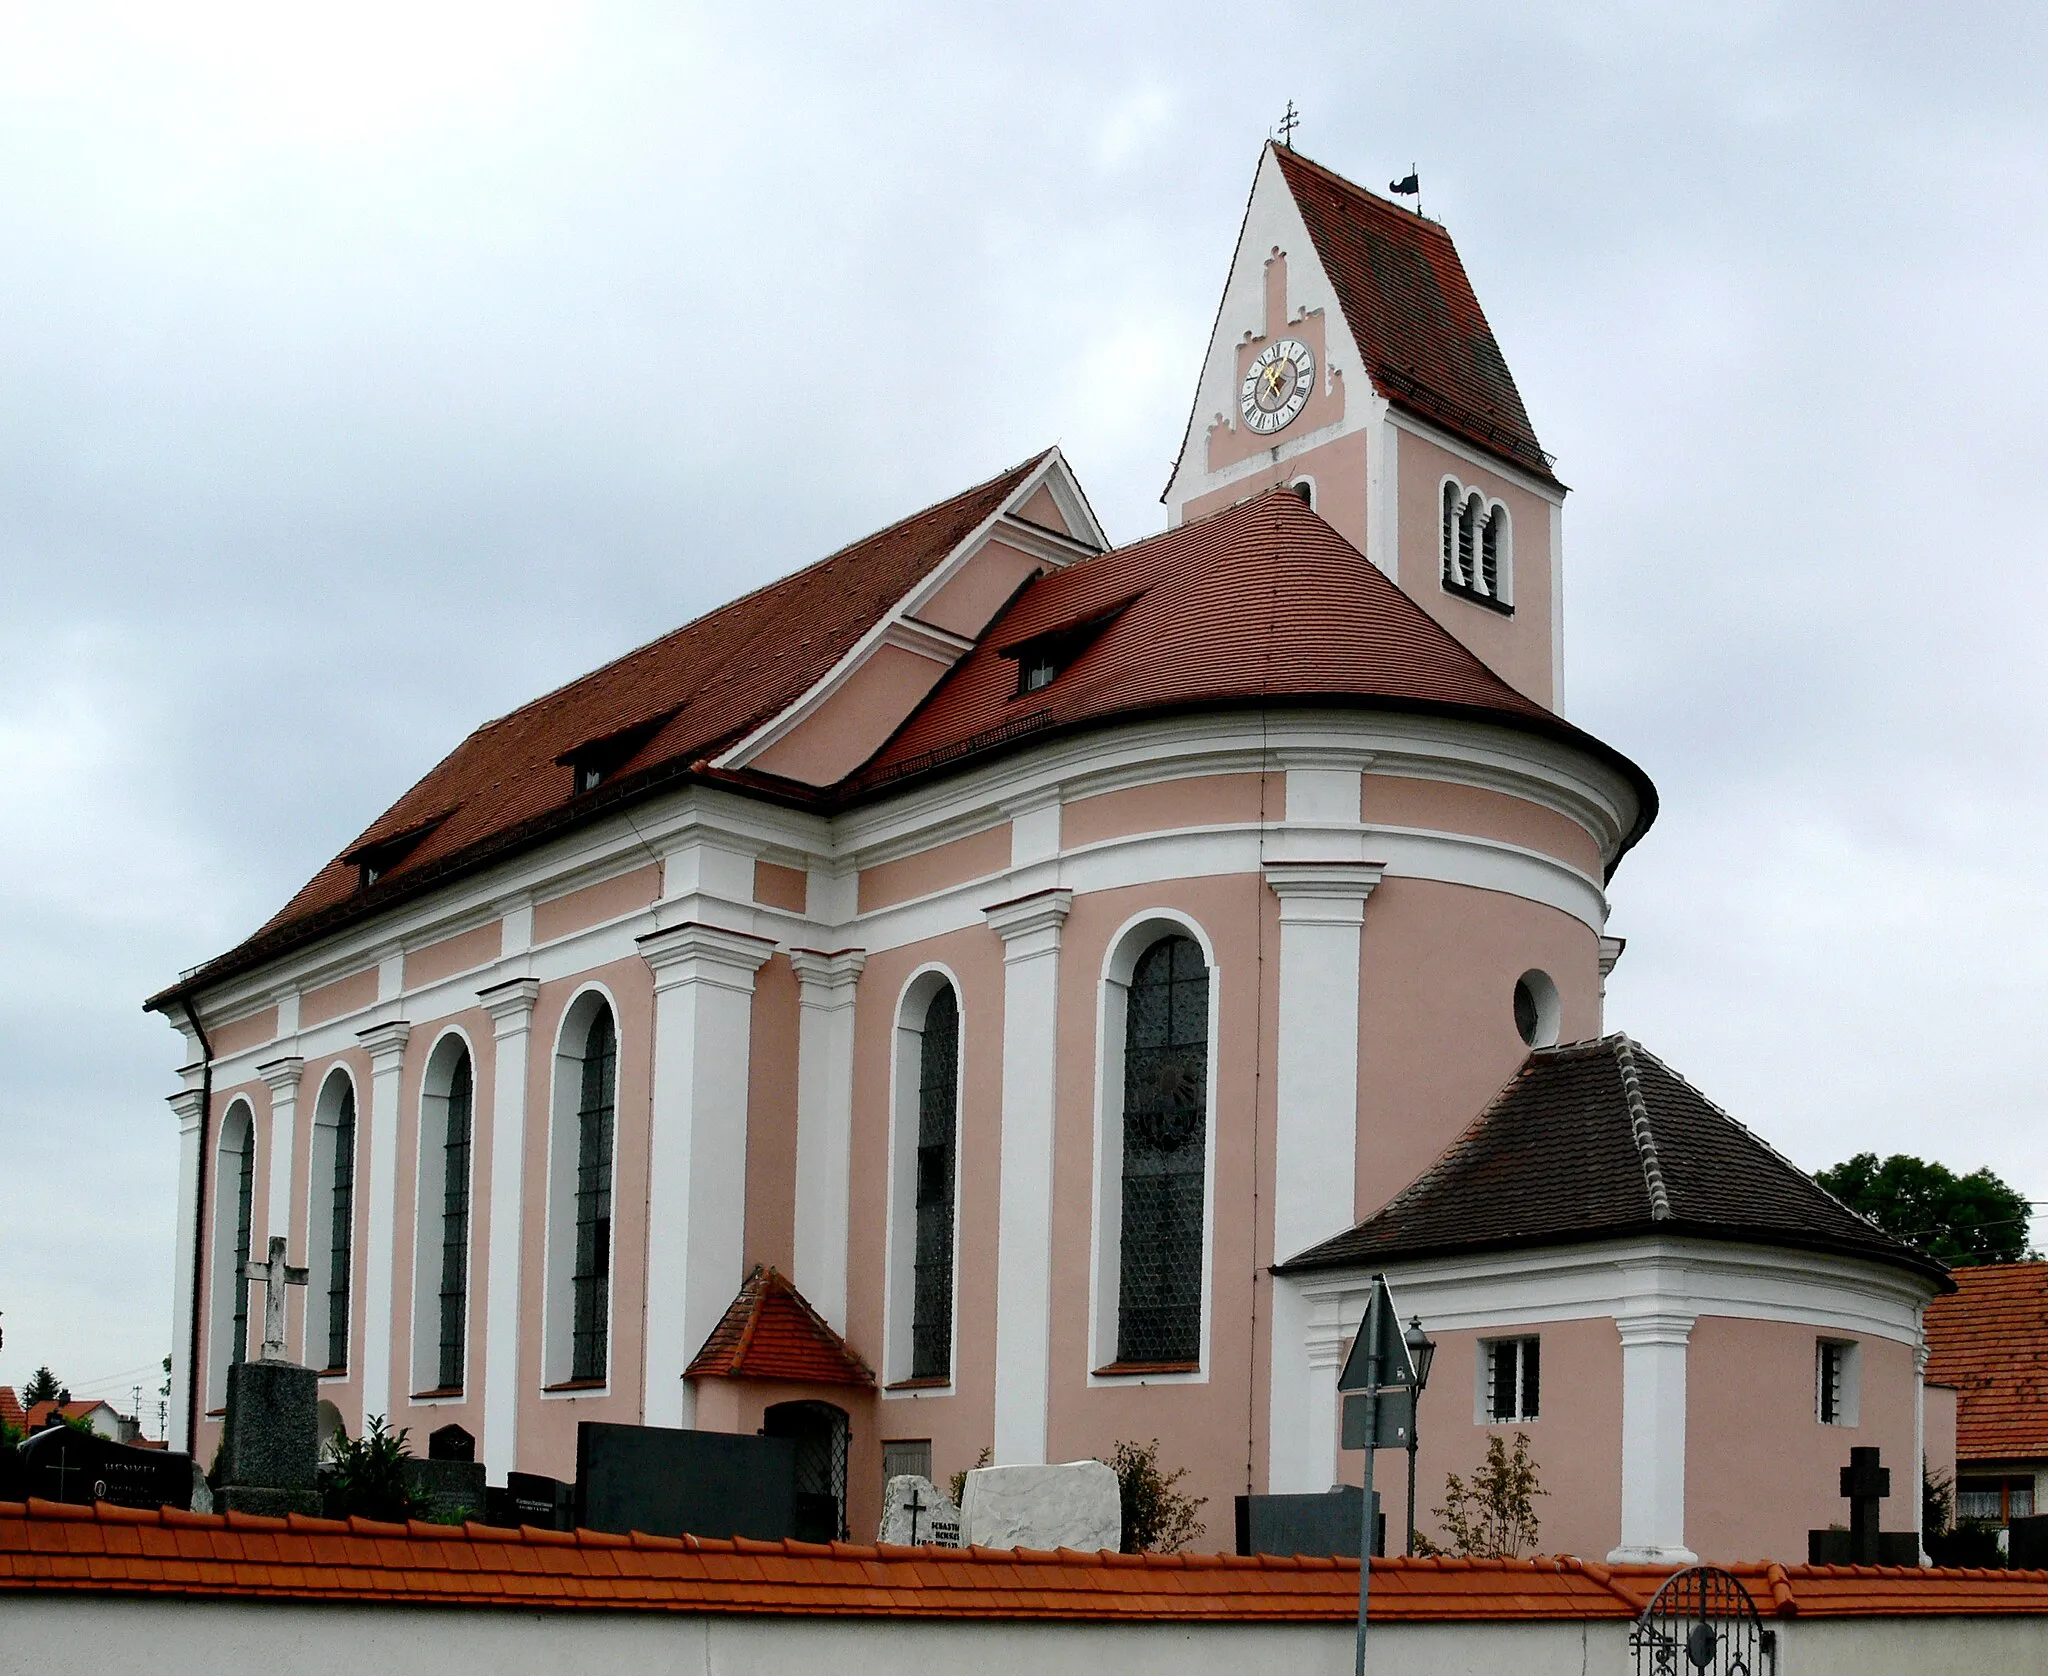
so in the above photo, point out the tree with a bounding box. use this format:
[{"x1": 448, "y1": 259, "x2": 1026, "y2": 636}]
[
  {"x1": 22, "y1": 1367, "x2": 68, "y2": 1405},
  {"x1": 1816, "y1": 1153, "x2": 2036, "y2": 1265},
  {"x1": 322, "y1": 1416, "x2": 429, "y2": 1523},
  {"x1": 1421, "y1": 1431, "x2": 1546, "y2": 1559},
  {"x1": 1101, "y1": 1438, "x2": 1208, "y2": 1554}
]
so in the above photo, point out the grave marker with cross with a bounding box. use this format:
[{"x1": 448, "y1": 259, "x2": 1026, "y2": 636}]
[
  {"x1": 1840, "y1": 1445, "x2": 1890, "y2": 1565},
  {"x1": 242, "y1": 1235, "x2": 309, "y2": 1363}
]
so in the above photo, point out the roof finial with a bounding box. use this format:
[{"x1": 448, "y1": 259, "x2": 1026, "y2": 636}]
[{"x1": 1278, "y1": 100, "x2": 1300, "y2": 149}]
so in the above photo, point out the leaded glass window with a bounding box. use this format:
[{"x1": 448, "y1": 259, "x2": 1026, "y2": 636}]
[
  {"x1": 229, "y1": 1115, "x2": 255, "y2": 1368},
  {"x1": 1116, "y1": 935, "x2": 1208, "y2": 1364},
  {"x1": 571, "y1": 1007, "x2": 616, "y2": 1383},
  {"x1": 327, "y1": 1083, "x2": 355, "y2": 1372},
  {"x1": 910, "y1": 986, "x2": 959, "y2": 1380},
  {"x1": 436, "y1": 1051, "x2": 472, "y2": 1391}
]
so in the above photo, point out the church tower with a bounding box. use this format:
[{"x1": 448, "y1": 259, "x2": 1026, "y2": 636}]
[{"x1": 1164, "y1": 144, "x2": 1566, "y2": 711}]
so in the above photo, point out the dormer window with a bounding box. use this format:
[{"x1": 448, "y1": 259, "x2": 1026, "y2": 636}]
[
  {"x1": 1001, "y1": 593, "x2": 1142, "y2": 700},
  {"x1": 1023, "y1": 653, "x2": 1058, "y2": 693},
  {"x1": 557, "y1": 710, "x2": 677, "y2": 800},
  {"x1": 342, "y1": 815, "x2": 450, "y2": 895},
  {"x1": 576, "y1": 762, "x2": 604, "y2": 795},
  {"x1": 1439, "y1": 478, "x2": 1513, "y2": 615}
]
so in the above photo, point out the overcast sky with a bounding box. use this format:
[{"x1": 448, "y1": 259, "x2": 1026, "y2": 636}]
[{"x1": 3, "y1": 2, "x2": 2044, "y2": 1420}]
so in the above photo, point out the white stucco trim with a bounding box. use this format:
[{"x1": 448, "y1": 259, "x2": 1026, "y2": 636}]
[
  {"x1": 407, "y1": 1026, "x2": 479, "y2": 1402},
  {"x1": 168, "y1": 1083, "x2": 205, "y2": 1447},
  {"x1": 354, "y1": 1017, "x2": 412, "y2": 1425},
  {"x1": 882, "y1": 963, "x2": 968, "y2": 1394},
  {"x1": 540, "y1": 983, "x2": 625, "y2": 1399},
  {"x1": 254, "y1": 1054, "x2": 305, "y2": 1319},
  {"x1": 477, "y1": 975, "x2": 540, "y2": 1480},
  {"x1": 789, "y1": 947, "x2": 867, "y2": 1332}
]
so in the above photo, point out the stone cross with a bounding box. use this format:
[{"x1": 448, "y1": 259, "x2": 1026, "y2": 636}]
[
  {"x1": 242, "y1": 1235, "x2": 309, "y2": 1363},
  {"x1": 1839, "y1": 1445, "x2": 1890, "y2": 1565}
]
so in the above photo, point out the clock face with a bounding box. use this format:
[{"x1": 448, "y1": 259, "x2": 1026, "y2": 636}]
[{"x1": 1239, "y1": 337, "x2": 1316, "y2": 435}]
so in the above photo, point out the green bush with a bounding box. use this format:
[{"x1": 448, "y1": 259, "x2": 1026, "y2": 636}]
[
  {"x1": 321, "y1": 1415, "x2": 429, "y2": 1523},
  {"x1": 1419, "y1": 1431, "x2": 1546, "y2": 1559},
  {"x1": 1102, "y1": 1438, "x2": 1208, "y2": 1554}
]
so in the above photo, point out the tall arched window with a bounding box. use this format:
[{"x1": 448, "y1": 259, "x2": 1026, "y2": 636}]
[
  {"x1": 323, "y1": 1079, "x2": 357, "y2": 1372},
  {"x1": 211, "y1": 1103, "x2": 256, "y2": 1399},
  {"x1": 911, "y1": 985, "x2": 959, "y2": 1379},
  {"x1": 1116, "y1": 936, "x2": 1209, "y2": 1365},
  {"x1": 545, "y1": 997, "x2": 617, "y2": 1386},
  {"x1": 413, "y1": 1036, "x2": 474, "y2": 1395}
]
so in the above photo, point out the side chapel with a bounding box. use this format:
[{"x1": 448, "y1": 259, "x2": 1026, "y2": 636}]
[{"x1": 149, "y1": 143, "x2": 1950, "y2": 1562}]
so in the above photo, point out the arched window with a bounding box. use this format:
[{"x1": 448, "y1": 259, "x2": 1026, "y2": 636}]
[
  {"x1": 912, "y1": 986, "x2": 959, "y2": 1379},
  {"x1": 547, "y1": 994, "x2": 617, "y2": 1386},
  {"x1": 1438, "y1": 476, "x2": 1512, "y2": 609},
  {"x1": 764, "y1": 1399, "x2": 850, "y2": 1542},
  {"x1": 305, "y1": 1072, "x2": 358, "y2": 1374},
  {"x1": 210, "y1": 1103, "x2": 256, "y2": 1400},
  {"x1": 413, "y1": 1036, "x2": 474, "y2": 1395},
  {"x1": 1116, "y1": 936, "x2": 1209, "y2": 1365}
]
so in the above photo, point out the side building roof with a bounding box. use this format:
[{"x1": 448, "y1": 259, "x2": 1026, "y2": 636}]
[
  {"x1": 1925, "y1": 1261, "x2": 2048, "y2": 1462},
  {"x1": 1277, "y1": 1034, "x2": 1948, "y2": 1287}
]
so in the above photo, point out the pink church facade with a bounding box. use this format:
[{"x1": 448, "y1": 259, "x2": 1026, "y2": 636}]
[{"x1": 152, "y1": 145, "x2": 1946, "y2": 1563}]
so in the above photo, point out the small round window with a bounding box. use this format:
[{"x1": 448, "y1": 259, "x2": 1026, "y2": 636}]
[{"x1": 1513, "y1": 969, "x2": 1561, "y2": 1048}]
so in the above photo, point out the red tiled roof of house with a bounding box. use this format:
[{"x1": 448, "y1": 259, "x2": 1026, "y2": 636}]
[
  {"x1": 147, "y1": 452, "x2": 1055, "y2": 1011},
  {"x1": 0, "y1": 1390, "x2": 22, "y2": 1434},
  {"x1": 856, "y1": 491, "x2": 1654, "y2": 860},
  {"x1": 1925, "y1": 1261, "x2": 2048, "y2": 1460},
  {"x1": 2, "y1": 1499, "x2": 2045, "y2": 1619},
  {"x1": 684, "y1": 1266, "x2": 875, "y2": 1388},
  {"x1": 1270, "y1": 146, "x2": 1558, "y2": 486},
  {"x1": 20, "y1": 1400, "x2": 114, "y2": 1433}
]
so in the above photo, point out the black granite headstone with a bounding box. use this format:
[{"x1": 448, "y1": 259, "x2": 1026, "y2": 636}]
[
  {"x1": 401, "y1": 1456, "x2": 486, "y2": 1525},
  {"x1": 428, "y1": 1424, "x2": 475, "y2": 1462},
  {"x1": 486, "y1": 1471, "x2": 574, "y2": 1531},
  {"x1": 1235, "y1": 1486, "x2": 1383, "y2": 1558},
  {"x1": 17, "y1": 1428, "x2": 194, "y2": 1511},
  {"x1": 2007, "y1": 1514, "x2": 2048, "y2": 1570},
  {"x1": 1807, "y1": 1527, "x2": 1918, "y2": 1566},
  {"x1": 575, "y1": 1422, "x2": 797, "y2": 1541}
]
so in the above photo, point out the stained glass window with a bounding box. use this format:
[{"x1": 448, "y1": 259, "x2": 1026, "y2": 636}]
[
  {"x1": 910, "y1": 986, "x2": 959, "y2": 1380},
  {"x1": 1117, "y1": 936, "x2": 1208, "y2": 1364},
  {"x1": 571, "y1": 1008, "x2": 616, "y2": 1383}
]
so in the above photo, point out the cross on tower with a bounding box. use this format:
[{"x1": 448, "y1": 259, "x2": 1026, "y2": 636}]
[
  {"x1": 1839, "y1": 1445, "x2": 1891, "y2": 1565},
  {"x1": 242, "y1": 1235, "x2": 309, "y2": 1363},
  {"x1": 1278, "y1": 100, "x2": 1299, "y2": 149}
]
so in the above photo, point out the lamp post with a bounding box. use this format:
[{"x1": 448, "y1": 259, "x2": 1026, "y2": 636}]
[
  {"x1": 1402, "y1": 1315, "x2": 1437, "y2": 1556},
  {"x1": 1339, "y1": 1275, "x2": 1422, "y2": 1676}
]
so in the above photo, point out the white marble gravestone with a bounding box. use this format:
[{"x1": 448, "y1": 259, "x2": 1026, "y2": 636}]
[
  {"x1": 959, "y1": 1460, "x2": 1121, "y2": 1553},
  {"x1": 877, "y1": 1474, "x2": 961, "y2": 1547}
]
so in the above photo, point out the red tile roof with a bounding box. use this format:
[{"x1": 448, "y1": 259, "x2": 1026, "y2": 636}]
[
  {"x1": 0, "y1": 1390, "x2": 22, "y2": 1435},
  {"x1": 1270, "y1": 146, "x2": 1558, "y2": 486},
  {"x1": 1925, "y1": 1261, "x2": 2048, "y2": 1461},
  {"x1": 148, "y1": 452, "x2": 1055, "y2": 1011},
  {"x1": 684, "y1": 1266, "x2": 874, "y2": 1388},
  {"x1": 856, "y1": 491, "x2": 1655, "y2": 862},
  {"x1": 2, "y1": 1499, "x2": 2044, "y2": 1619}
]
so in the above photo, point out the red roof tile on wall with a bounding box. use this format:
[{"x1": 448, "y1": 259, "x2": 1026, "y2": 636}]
[
  {"x1": 1926, "y1": 1261, "x2": 2048, "y2": 1460},
  {"x1": 1271, "y1": 146, "x2": 1557, "y2": 485},
  {"x1": 3, "y1": 1500, "x2": 2045, "y2": 1619},
  {"x1": 685, "y1": 1266, "x2": 875, "y2": 1387}
]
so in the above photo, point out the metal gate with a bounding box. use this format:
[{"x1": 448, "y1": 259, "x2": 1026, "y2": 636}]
[
  {"x1": 1631, "y1": 1565, "x2": 1773, "y2": 1676},
  {"x1": 763, "y1": 1400, "x2": 849, "y2": 1543}
]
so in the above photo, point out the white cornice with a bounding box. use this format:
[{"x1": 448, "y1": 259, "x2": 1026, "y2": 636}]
[
  {"x1": 356, "y1": 1019, "x2": 412, "y2": 1065},
  {"x1": 1386, "y1": 407, "x2": 1565, "y2": 506},
  {"x1": 882, "y1": 617, "x2": 978, "y2": 665}
]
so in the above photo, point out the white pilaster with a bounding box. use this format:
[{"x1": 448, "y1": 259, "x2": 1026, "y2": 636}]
[
  {"x1": 984, "y1": 887, "x2": 1071, "y2": 1466},
  {"x1": 356, "y1": 1018, "x2": 412, "y2": 1424},
  {"x1": 167, "y1": 1081, "x2": 206, "y2": 1450},
  {"x1": 638, "y1": 921, "x2": 775, "y2": 1428},
  {"x1": 1914, "y1": 1337, "x2": 1931, "y2": 1561},
  {"x1": 789, "y1": 947, "x2": 867, "y2": 1331},
  {"x1": 1267, "y1": 1274, "x2": 1346, "y2": 1493},
  {"x1": 1263, "y1": 860, "x2": 1381, "y2": 1263},
  {"x1": 255, "y1": 1057, "x2": 306, "y2": 1359},
  {"x1": 1611, "y1": 1306, "x2": 1698, "y2": 1564},
  {"x1": 478, "y1": 976, "x2": 541, "y2": 1481}
]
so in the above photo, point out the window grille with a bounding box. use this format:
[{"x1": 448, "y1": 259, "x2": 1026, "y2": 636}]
[
  {"x1": 570, "y1": 1008, "x2": 616, "y2": 1383},
  {"x1": 765, "y1": 1400, "x2": 851, "y2": 1542},
  {"x1": 1116, "y1": 935, "x2": 1209, "y2": 1364},
  {"x1": 1817, "y1": 1340, "x2": 1850, "y2": 1425},
  {"x1": 327, "y1": 1085, "x2": 355, "y2": 1372},
  {"x1": 437, "y1": 1051, "x2": 473, "y2": 1392},
  {"x1": 1486, "y1": 1336, "x2": 1540, "y2": 1422},
  {"x1": 910, "y1": 986, "x2": 959, "y2": 1381},
  {"x1": 229, "y1": 1120, "x2": 255, "y2": 1368}
]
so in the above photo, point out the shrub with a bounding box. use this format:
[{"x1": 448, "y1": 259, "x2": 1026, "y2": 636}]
[
  {"x1": 949, "y1": 1445, "x2": 991, "y2": 1508},
  {"x1": 1420, "y1": 1431, "x2": 1545, "y2": 1559},
  {"x1": 322, "y1": 1415, "x2": 429, "y2": 1523},
  {"x1": 1102, "y1": 1438, "x2": 1208, "y2": 1554}
]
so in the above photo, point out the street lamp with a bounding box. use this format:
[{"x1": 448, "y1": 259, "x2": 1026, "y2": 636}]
[{"x1": 1402, "y1": 1315, "x2": 1437, "y2": 1556}]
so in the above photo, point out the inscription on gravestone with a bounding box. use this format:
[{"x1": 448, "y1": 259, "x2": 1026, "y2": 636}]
[
  {"x1": 878, "y1": 1474, "x2": 961, "y2": 1547},
  {"x1": 17, "y1": 1427, "x2": 194, "y2": 1511}
]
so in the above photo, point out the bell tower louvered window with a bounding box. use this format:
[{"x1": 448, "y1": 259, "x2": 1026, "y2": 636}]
[
  {"x1": 910, "y1": 985, "x2": 959, "y2": 1380},
  {"x1": 1439, "y1": 477, "x2": 1512, "y2": 613},
  {"x1": 1116, "y1": 935, "x2": 1209, "y2": 1365}
]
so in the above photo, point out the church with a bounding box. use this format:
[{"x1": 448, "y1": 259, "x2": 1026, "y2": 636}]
[{"x1": 147, "y1": 142, "x2": 1949, "y2": 1563}]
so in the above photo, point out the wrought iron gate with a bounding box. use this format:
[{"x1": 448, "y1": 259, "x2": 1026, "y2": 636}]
[{"x1": 1631, "y1": 1565, "x2": 1773, "y2": 1676}]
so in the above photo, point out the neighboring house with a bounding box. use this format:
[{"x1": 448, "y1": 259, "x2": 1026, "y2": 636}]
[
  {"x1": 1, "y1": 1393, "x2": 139, "y2": 1444},
  {"x1": 1924, "y1": 1261, "x2": 2048, "y2": 1529},
  {"x1": 143, "y1": 142, "x2": 1951, "y2": 1563}
]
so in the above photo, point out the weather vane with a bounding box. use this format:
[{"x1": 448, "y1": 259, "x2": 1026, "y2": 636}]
[{"x1": 1278, "y1": 100, "x2": 1299, "y2": 148}]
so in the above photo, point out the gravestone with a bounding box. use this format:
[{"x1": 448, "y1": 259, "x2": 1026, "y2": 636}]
[
  {"x1": 1806, "y1": 1446, "x2": 1918, "y2": 1565},
  {"x1": 212, "y1": 1234, "x2": 322, "y2": 1516},
  {"x1": 486, "y1": 1471, "x2": 574, "y2": 1531},
  {"x1": 575, "y1": 1422, "x2": 797, "y2": 1541},
  {"x1": 2007, "y1": 1513, "x2": 2048, "y2": 1569},
  {"x1": 429, "y1": 1424, "x2": 475, "y2": 1462},
  {"x1": 1235, "y1": 1485, "x2": 1383, "y2": 1558},
  {"x1": 16, "y1": 1427, "x2": 194, "y2": 1512},
  {"x1": 959, "y1": 1460, "x2": 1121, "y2": 1552},
  {"x1": 878, "y1": 1474, "x2": 961, "y2": 1547},
  {"x1": 402, "y1": 1457, "x2": 486, "y2": 1525}
]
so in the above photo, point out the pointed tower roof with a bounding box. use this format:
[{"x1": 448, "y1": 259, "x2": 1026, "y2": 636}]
[
  {"x1": 1276, "y1": 1035, "x2": 1948, "y2": 1285},
  {"x1": 1268, "y1": 145, "x2": 1557, "y2": 486},
  {"x1": 684, "y1": 1266, "x2": 876, "y2": 1388}
]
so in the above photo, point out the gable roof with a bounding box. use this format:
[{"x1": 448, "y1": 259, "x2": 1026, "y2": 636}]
[
  {"x1": 1268, "y1": 145, "x2": 1557, "y2": 487},
  {"x1": 684, "y1": 1266, "x2": 874, "y2": 1388},
  {"x1": 1925, "y1": 1262, "x2": 2048, "y2": 1462},
  {"x1": 149, "y1": 453, "x2": 1060, "y2": 1011},
  {"x1": 855, "y1": 490, "x2": 1654, "y2": 863},
  {"x1": 0, "y1": 1391, "x2": 21, "y2": 1435},
  {"x1": 7, "y1": 1497, "x2": 2048, "y2": 1618},
  {"x1": 1277, "y1": 1035, "x2": 1948, "y2": 1284}
]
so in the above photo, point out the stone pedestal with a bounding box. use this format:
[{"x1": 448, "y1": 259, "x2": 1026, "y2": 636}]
[
  {"x1": 959, "y1": 1460, "x2": 1121, "y2": 1553},
  {"x1": 217, "y1": 1483, "x2": 322, "y2": 1517},
  {"x1": 214, "y1": 1358, "x2": 320, "y2": 1517}
]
